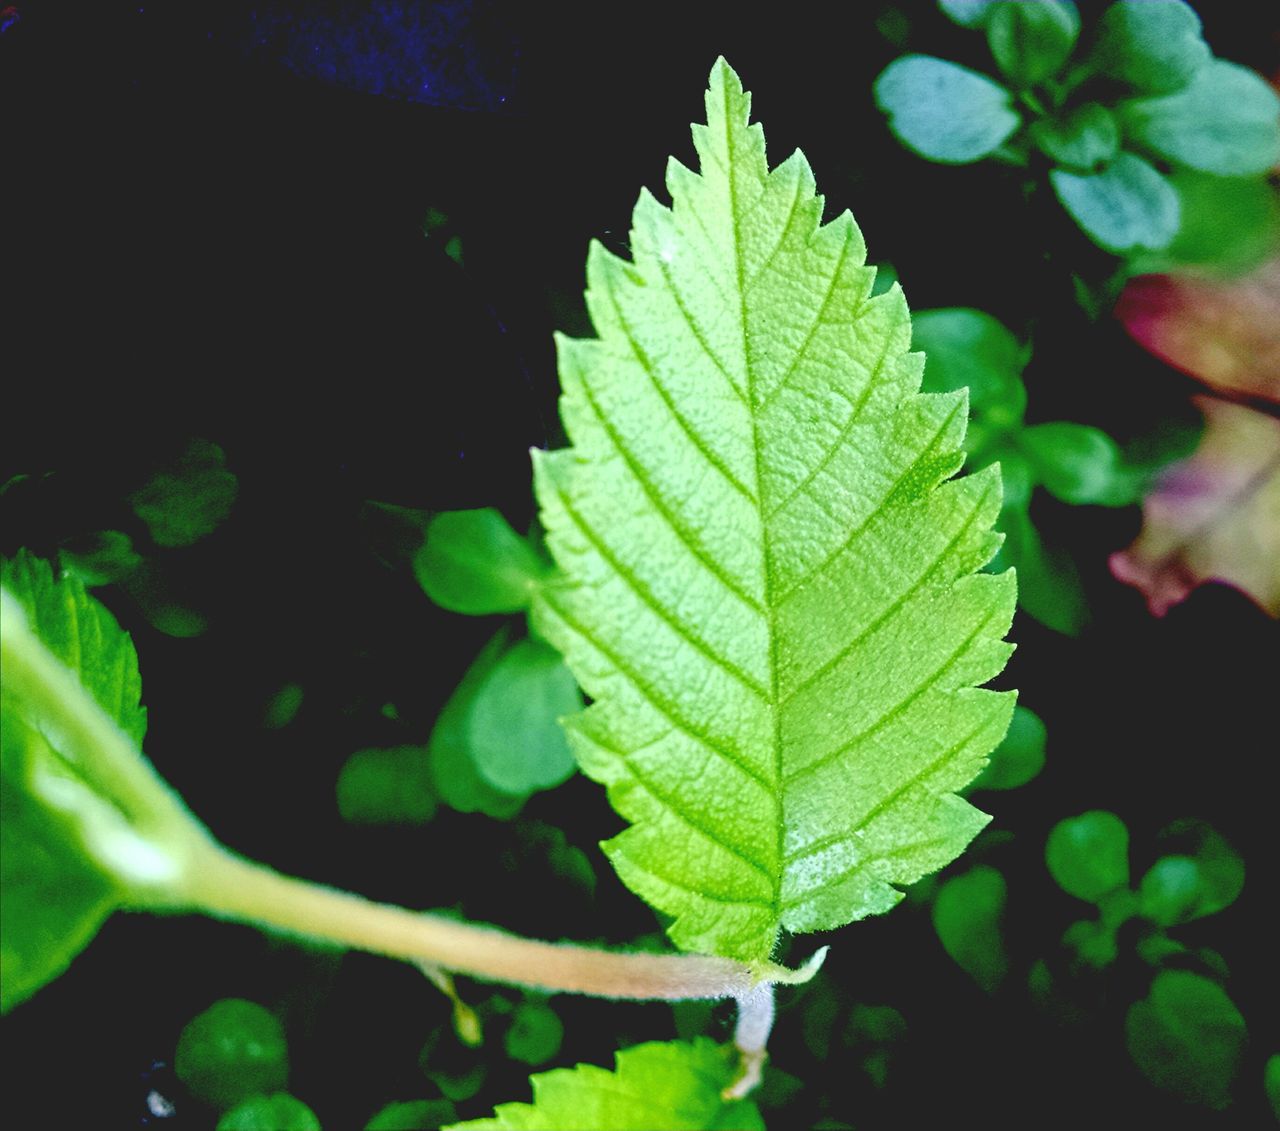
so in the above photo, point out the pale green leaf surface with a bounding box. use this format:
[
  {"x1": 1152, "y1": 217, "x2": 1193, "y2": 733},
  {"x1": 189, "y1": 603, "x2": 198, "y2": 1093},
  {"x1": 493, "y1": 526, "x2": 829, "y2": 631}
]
[
  {"x1": 415, "y1": 508, "x2": 548, "y2": 615},
  {"x1": 986, "y1": 0, "x2": 1079, "y2": 89},
  {"x1": 1090, "y1": 0, "x2": 1209, "y2": 95},
  {"x1": 1118, "y1": 61, "x2": 1280, "y2": 177},
  {"x1": 1030, "y1": 104, "x2": 1119, "y2": 171},
  {"x1": 1050, "y1": 153, "x2": 1179, "y2": 253},
  {"x1": 938, "y1": 0, "x2": 999, "y2": 29},
  {"x1": 532, "y1": 60, "x2": 1015, "y2": 962},
  {"x1": 447, "y1": 1039, "x2": 763, "y2": 1131},
  {"x1": 875, "y1": 56, "x2": 1021, "y2": 164}
]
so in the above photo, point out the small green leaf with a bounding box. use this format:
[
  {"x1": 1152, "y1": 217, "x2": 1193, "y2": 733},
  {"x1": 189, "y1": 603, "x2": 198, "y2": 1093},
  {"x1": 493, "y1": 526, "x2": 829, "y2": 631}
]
[
  {"x1": 1151, "y1": 819, "x2": 1244, "y2": 920},
  {"x1": 58, "y1": 530, "x2": 143, "y2": 588},
  {"x1": 969, "y1": 704, "x2": 1045, "y2": 792},
  {"x1": 176, "y1": 998, "x2": 290, "y2": 1110},
  {"x1": 1126, "y1": 171, "x2": 1280, "y2": 277},
  {"x1": 415, "y1": 509, "x2": 547, "y2": 615},
  {"x1": 986, "y1": 0, "x2": 1079, "y2": 88},
  {"x1": 938, "y1": 0, "x2": 999, "y2": 28},
  {"x1": 366, "y1": 1100, "x2": 459, "y2": 1131},
  {"x1": 504, "y1": 999, "x2": 565, "y2": 1066},
  {"x1": 1090, "y1": 0, "x2": 1209, "y2": 95},
  {"x1": 447, "y1": 1039, "x2": 764, "y2": 1131},
  {"x1": 1062, "y1": 917, "x2": 1119, "y2": 969},
  {"x1": 914, "y1": 308, "x2": 1026, "y2": 418},
  {"x1": 336, "y1": 746, "x2": 437, "y2": 826},
  {"x1": 1118, "y1": 61, "x2": 1280, "y2": 176},
  {"x1": 427, "y1": 631, "x2": 524, "y2": 819},
  {"x1": 217, "y1": 1093, "x2": 320, "y2": 1131},
  {"x1": 1138, "y1": 856, "x2": 1202, "y2": 927},
  {"x1": 992, "y1": 499, "x2": 1089, "y2": 636},
  {"x1": 1030, "y1": 104, "x2": 1119, "y2": 171},
  {"x1": 875, "y1": 55, "x2": 1021, "y2": 163},
  {"x1": 1019, "y1": 422, "x2": 1135, "y2": 506},
  {"x1": 1266, "y1": 1055, "x2": 1280, "y2": 1122},
  {"x1": 1125, "y1": 971, "x2": 1246, "y2": 1109},
  {"x1": 130, "y1": 438, "x2": 238, "y2": 548},
  {"x1": 932, "y1": 864, "x2": 1009, "y2": 991},
  {"x1": 466, "y1": 640, "x2": 581, "y2": 796},
  {"x1": 1046, "y1": 811, "x2": 1129, "y2": 902},
  {"x1": 1050, "y1": 153, "x2": 1180, "y2": 253}
]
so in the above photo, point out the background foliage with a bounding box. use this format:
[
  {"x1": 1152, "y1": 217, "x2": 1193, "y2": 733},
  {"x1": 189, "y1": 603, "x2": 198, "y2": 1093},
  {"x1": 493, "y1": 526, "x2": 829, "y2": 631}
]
[{"x1": 2, "y1": 2, "x2": 1276, "y2": 1128}]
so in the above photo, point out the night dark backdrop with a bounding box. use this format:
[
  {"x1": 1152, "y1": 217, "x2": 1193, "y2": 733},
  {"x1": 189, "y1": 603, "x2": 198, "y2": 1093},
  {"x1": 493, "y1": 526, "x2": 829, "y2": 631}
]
[{"x1": 2, "y1": 3, "x2": 1276, "y2": 1128}]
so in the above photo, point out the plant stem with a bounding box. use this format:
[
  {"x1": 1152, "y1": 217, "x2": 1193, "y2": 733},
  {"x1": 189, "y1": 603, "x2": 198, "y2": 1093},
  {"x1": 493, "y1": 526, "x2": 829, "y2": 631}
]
[{"x1": 175, "y1": 846, "x2": 824, "y2": 1002}]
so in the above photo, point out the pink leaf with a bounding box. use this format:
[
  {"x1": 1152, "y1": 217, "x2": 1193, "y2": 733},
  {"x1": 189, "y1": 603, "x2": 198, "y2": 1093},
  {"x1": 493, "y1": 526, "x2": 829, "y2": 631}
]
[
  {"x1": 1116, "y1": 257, "x2": 1280, "y2": 404},
  {"x1": 1111, "y1": 397, "x2": 1280, "y2": 617}
]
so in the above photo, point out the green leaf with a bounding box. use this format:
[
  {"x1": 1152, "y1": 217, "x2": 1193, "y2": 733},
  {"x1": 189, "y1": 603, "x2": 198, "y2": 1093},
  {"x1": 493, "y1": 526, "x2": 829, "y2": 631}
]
[
  {"x1": 176, "y1": 998, "x2": 290, "y2": 1110},
  {"x1": 1046, "y1": 811, "x2": 1129, "y2": 902},
  {"x1": 991, "y1": 495, "x2": 1089, "y2": 636},
  {"x1": 1125, "y1": 171, "x2": 1280, "y2": 277},
  {"x1": 1266, "y1": 1055, "x2": 1280, "y2": 1122},
  {"x1": 415, "y1": 509, "x2": 548, "y2": 615},
  {"x1": 1137, "y1": 856, "x2": 1203, "y2": 927},
  {"x1": 1149, "y1": 818, "x2": 1244, "y2": 921},
  {"x1": 1090, "y1": 0, "x2": 1209, "y2": 95},
  {"x1": 58, "y1": 530, "x2": 143, "y2": 588},
  {"x1": 1050, "y1": 153, "x2": 1180, "y2": 253},
  {"x1": 1118, "y1": 61, "x2": 1280, "y2": 176},
  {"x1": 428, "y1": 632, "x2": 527, "y2": 819},
  {"x1": 504, "y1": 999, "x2": 565, "y2": 1066},
  {"x1": 1, "y1": 552, "x2": 157, "y2": 1010},
  {"x1": 932, "y1": 864, "x2": 1009, "y2": 991},
  {"x1": 875, "y1": 55, "x2": 1021, "y2": 164},
  {"x1": 1030, "y1": 104, "x2": 1119, "y2": 171},
  {"x1": 914, "y1": 308, "x2": 1026, "y2": 419},
  {"x1": 130, "y1": 438, "x2": 238, "y2": 548},
  {"x1": 336, "y1": 746, "x2": 437, "y2": 826},
  {"x1": 969, "y1": 704, "x2": 1045, "y2": 792},
  {"x1": 938, "y1": 0, "x2": 1000, "y2": 29},
  {"x1": 1125, "y1": 971, "x2": 1246, "y2": 1109},
  {"x1": 1019, "y1": 422, "x2": 1136, "y2": 506},
  {"x1": 986, "y1": 1, "x2": 1079, "y2": 88},
  {"x1": 533, "y1": 59, "x2": 1015, "y2": 962},
  {"x1": 447, "y1": 1038, "x2": 764, "y2": 1131},
  {"x1": 366, "y1": 1100, "x2": 459, "y2": 1131},
  {"x1": 466, "y1": 640, "x2": 581, "y2": 795},
  {"x1": 217, "y1": 1094, "x2": 320, "y2": 1131}
]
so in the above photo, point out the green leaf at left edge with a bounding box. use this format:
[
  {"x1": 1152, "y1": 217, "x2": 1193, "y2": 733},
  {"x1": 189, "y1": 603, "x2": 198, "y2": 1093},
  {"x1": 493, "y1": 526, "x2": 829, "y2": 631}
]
[
  {"x1": 533, "y1": 59, "x2": 1015, "y2": 963},
  {"x1": 446, "y1": 1038, "x2": 763, "y2": 1131},
  {"x1": 1, "y1": 552, "x2": 151, "y2": 1009}
]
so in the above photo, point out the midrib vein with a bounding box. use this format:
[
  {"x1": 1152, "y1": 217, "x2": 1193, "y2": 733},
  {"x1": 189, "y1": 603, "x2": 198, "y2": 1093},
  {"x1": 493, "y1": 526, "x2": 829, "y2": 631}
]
[{"x1": 720, "y1": 68, "x2": 785, "y2": 929}]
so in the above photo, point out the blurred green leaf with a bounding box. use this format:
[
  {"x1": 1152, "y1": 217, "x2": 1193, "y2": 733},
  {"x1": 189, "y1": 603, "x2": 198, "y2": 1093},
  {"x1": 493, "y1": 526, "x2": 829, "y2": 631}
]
[
  {"x1": 938, "y1": 0, "x2": 999, "y2": 28},
  {"x1": 337, "y1": 746, "x2": 437, "y2": 826},
  {"x1": 414, "y1": 509, "x2": 547, "y2": 615},
  {"x1": 993, "y1": 501, "x2": 1089, "y2": 636},
  {"x1": 1030, "y1": 104, "x2": 1119, "y2": 171},
  {"x1": 915, "y1": 308, "x2": 1026, "y2": 418},
  {"x1": 366, "y1": 1099, "x2": 458, "y2": 1131},
  {"x1": 1050, "y1": 154, "x2": 1179, "y2": 253},
  {"x1": 130, "y1": 438, "x2": 237, "y2": 548},
  {"x1": 176, "y1": 999, "x2": 290, "y2": 1110},
  {"x1": 466, "y1": 640, "x2": 580, "y2": 796},
  {"x1": 969, "y1": 704, "x2": 1046, "y2": 792},
  {"x1": 1138, "y1": 856, "x2": 1202, "y2": 927},
  {"x1": 932, "y1": 865, "x2": 1009, "y2": 991},
  {"x1": 1266, "y1": 1055, "x2": 1280, "y2": 1121},
  {"x1": 264, "y1": 682, "x2": 305, "y2": 730},
  {"x1": 504, "y1": 999, "x2": 564, "y2": 1066},
  {"x1": 217, "y1": 1093, "x2": 320, "y2": 1131},
  {"x1": 1118, "y1": 61, "x2": 1280, "y2": 176},
  {"x1": 1152, "y1": 819, "x2": 1244, "y2": 920},
  {"x1": 875, "y1": 55, "x2": 1020, "y2": 163},
  {"x1": 1046, "y1": 811, "x2": 1129, "y2": 902},
  {"x1": 1062, "y1": 918, "x2": 1118, "y2": 970},
  {"x1": 1125, "y1": 971, "x2": 1246, "y2": 1109},
  {"x1": 58, "y1": 530, "x2": 142, "y2": 588},
  {"x1": 986, "y1": 0, "x2": 1079, "y2": 88},
  {"x1": 1126, "y1": 172, "x2": 1280, "y2": 277},
  {"x1": 1019, "y1": 422, "x2": 1137, "y2": 506},
  {"x1": 1089, "y1": 0, "x2": 1209, "y2": 95}
]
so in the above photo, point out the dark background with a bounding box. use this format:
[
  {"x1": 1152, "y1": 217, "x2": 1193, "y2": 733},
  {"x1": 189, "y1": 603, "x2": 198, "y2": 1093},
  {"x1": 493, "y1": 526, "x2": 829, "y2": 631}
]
[{"x1": 2, "y1": 2, "x2": 1276, "y2": 1127}]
